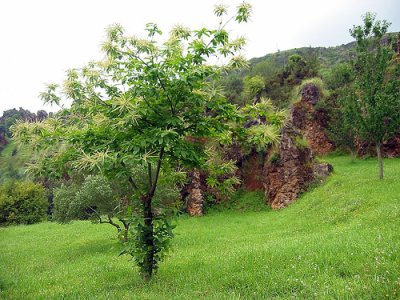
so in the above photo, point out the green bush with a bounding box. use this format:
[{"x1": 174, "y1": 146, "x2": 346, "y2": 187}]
[
  {"x1": 324, "y1": 62, "x2": 354, "y2": 90},
  {"x1": 0, "y1": 181, "x2": 47, "y2": 226}
]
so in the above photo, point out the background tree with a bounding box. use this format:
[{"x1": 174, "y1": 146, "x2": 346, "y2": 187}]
[
  {"x1": 328, "y1": 87, "x2": 358, "y2": 160},
  {"x1": 346, "y1": 12, "x2": 400, "y2": 179},
  {"x1": 325, "y1": 64, "x2": 357, "y2": 158},
  {"x1": 53, "y1": 175, "x2": 129, "y2": 240},
  {"x1": 12, "y1": 2, "x2": 252, "y2": 280},
  {"x1": 53, "y1": 173, "x2": 182, "y2": 242}
]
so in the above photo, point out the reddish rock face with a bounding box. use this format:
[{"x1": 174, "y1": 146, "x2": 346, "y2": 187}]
[
  {"x1": 261, "y1": 85, "x2": 334, "y2": 208},
  {"x1": 241, "y1": 150, "x2": 265, "y2": 191},
  {"x1": 185, "y1": 169, "x2": 204, "y2": 216},
  {"x1": 383, "y1": 134, "x2": 400, "y2": 157},
  {"x1": 263, "y1": 124, "x2": 333, "y2": 209},
  {"x1": 182, "y1": 83, "x2": 336, "y2": 215},
  {"x1": 263, "y1": 124, "x2": 315, "y2": 209},
  {"x1": 292, "y1": 84, "x2": 334, "y2": 156}
]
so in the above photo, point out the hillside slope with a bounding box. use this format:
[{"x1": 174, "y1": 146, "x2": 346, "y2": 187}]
[
  {"x1": 0, "y1": 155, "x2": 399, "y2": 299},
  {"x1": 0, "y1": 141, "x2": 32, "y2": 182}
]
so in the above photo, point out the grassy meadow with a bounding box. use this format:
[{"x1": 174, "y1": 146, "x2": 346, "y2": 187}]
[{"x1": 1, "y1": 155, "x2": 400, "y2": 299}]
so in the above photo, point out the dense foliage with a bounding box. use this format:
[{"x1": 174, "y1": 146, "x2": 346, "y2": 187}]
[
  {"x1": 0, "y1": 180, "x2": 47, "y2": 225},
  {"x1": 53, "y1": 174, "x2": 182, "y2": 242}
]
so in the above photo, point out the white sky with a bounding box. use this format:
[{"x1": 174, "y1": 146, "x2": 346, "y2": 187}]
[{"x1": 0, "y1": 0, "x2": 399, "y2": 114}]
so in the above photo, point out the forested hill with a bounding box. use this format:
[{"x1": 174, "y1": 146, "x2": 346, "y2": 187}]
[
  {"x1": 220, "y1": 33, "x2": 398, "y2": 108},
  {"x1": 249, "y1": 41, "x2": 356, "y2": 71},
  {"x1": 247, "y1": 31, "x2": 398, "y2": 75},
  {"x1": 219, "y1": 40, "x2": 358, "y2": 108}
]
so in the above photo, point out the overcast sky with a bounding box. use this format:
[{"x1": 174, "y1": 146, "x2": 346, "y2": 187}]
[{"x1": 0, "y1": 0, "x2": 399, "y2": 114}]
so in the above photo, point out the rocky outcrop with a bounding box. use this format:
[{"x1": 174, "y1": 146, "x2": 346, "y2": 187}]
[
  {"x1": 184, "y1": 169, "x2": 204, "y2": 216},
  {"x1": 292, "y1": 83, "x2": 334, "y2": 155},
  {"x1": 259, "y1": 83, "x2": 334, "y2": 209},
  {"x1": 313, "y1": 162, "x2": 334, "y2": 180},
  {"x1": 182, "y1": 128, "x2": 333, "y2": 213},
  {"x1": 262, "y1": 123, "x2": 333, "y2": 209},
  {"x1": 182, "y1": 84, "x2": 336, "y2": 214},
  {"x1": 263, "y1": 124, "x2": 314, "y2": 209}
]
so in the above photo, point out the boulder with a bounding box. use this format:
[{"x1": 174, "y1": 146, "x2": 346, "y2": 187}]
[{"x1": 313, "y1": 162, "x2": 333, "y2": 180}]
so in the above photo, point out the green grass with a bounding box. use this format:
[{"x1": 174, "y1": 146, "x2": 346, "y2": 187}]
[{"x1": 1, "y1": 156, "x2": 400, "y2": 299}]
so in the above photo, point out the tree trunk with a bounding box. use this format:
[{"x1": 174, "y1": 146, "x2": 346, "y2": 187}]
[
  {"x1": 142, "y1": 196, "x2": 155, "y2": 280},
  {"x1": 376, "y1": 142, "x2": 384, "y2": 179},
  {"x1": 140, "y1": 148, "x2": 164, "y2": 280}
]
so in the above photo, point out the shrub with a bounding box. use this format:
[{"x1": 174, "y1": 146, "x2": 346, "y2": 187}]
[{"x1": 0, "y1": 181, "x2": 47, "y2": 226}]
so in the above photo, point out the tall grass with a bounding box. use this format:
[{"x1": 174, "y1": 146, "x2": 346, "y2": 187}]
[{"x1": 1, "y1": 156, "x2": 399, "y2": 299}]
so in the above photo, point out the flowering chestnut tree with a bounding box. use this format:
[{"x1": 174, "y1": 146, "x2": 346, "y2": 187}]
[{"x1": 13, "y1": 2, "x2": 252, "y2": 280}]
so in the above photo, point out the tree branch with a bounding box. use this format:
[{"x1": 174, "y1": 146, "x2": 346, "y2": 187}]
[
  {"x1": 107, "y1": 214, "x2": 122, "y2": 233},
  {"x1": 120, "y1": 161, "x2": 138, "y2": 190},
  {"x1": 147, "y1": 163, "x2": 153, "y2": 191},
  {"x1": 141, "y1": 94, "x2": 165, "y2": 118},
  {"x1": 88, "y1": 207, "x2": 120, "y2": 232},
  {"x1": 88, "y1": 206, "x2": 103, "y2": 221}
]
